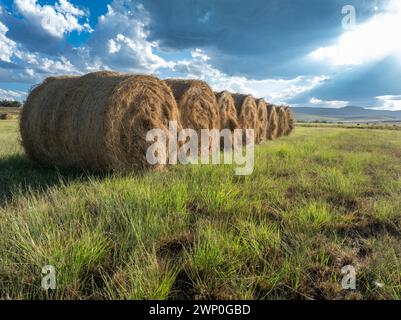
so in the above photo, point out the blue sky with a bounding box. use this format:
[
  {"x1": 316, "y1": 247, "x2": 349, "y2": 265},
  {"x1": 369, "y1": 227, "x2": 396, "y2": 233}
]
[{"x1": 1, "y1": 0, "x2": 401, "y2": 110}]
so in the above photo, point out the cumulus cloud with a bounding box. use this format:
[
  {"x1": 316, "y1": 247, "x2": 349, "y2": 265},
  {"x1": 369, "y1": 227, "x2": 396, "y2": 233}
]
[
  {"x1": 0, "y1": 21, "x2": 16, "y2": 62},
  {"x1": 36, "y1": 55, "x2": 78, "y2": 74},
  {"x1": 0, "y1": 1, "x2": 89, "y2": 82},
  {"x1": 0, "y1": 1, "x2": 175, "y2": 82},
  {"x1": 87, "y1": 3, "x2": 171, "y2": 73},
  {"x1": 55, "y1": 0, "x2": 87, "y2": 17},
  {"x1": 14, "y1": 0, "x2": 92, "y2": 38}
]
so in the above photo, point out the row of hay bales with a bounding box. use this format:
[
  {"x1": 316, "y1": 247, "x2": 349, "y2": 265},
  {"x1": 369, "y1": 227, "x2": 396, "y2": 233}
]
[
  {"x1": 218, "y1": 93, "x2": 294, "y2": 143},
  {"x1": 20, "y1": 71, "x2": 294, "y2": 172}
]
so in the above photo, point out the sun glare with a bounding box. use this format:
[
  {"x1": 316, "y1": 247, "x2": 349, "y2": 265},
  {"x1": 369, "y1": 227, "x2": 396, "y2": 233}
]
[{"x1": 310, "y1": 0, "x2": 401, "y2": 66}]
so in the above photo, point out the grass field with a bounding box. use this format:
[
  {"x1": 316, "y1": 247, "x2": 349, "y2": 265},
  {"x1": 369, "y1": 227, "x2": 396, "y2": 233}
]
[
  {"x1": 298, "y1": 122, "x2": 401, "y2": 131},
  {"x1": 0, "y1": 119, "x2": 400, "y2": 300},
  {"x1": 0, "y1": 107, "x2": 21, "y2": 117}
]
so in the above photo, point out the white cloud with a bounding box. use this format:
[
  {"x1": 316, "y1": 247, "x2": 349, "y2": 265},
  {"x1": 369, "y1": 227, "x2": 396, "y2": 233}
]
[
  {"x1": 310, "y1": 97, "x2": 349, "y2": 108},
  {"x1": 107, "y1": 38, "x2": 121, "y2": 54},
  {"x1": 0, "y1": 88, "x2": 26, "y2": 101},
  {"x1": 309, "y1": 0, "x2": 401, "y2": 66},
  {"x1": 0, "y1": 21, "x2": 16, "y2": 62},
  {"x1": 107, "y1": 33, "x2": 169, "y2": 71},
  {"x1": 0, "y1": 1, "x2": 85, "y2": 82},
  {"x1": 0, "y1": 46, "x2": 79, "y2": 82},
  {"x1": 38, "y1": 56, "x2": 78, "y2": 74},
  {"x1": 374, "y1": 95, "x2": 401, "y2": 111},
  {"x1": 191, "y1": 49, "x2": 210, "y2": 62},
  {"x1": 25, "y1": 68, "x2": 35, "y2": 77},
  {"x1": 55, "y1": 0, "x2": 86, "y2": 17},
  {"x1": 14, "y1": 49, "x2": 38, "y2": 64},
  {"x1": 14, "y1": 0, "x2": 92, "y2": 38},
  {"x1": 88, "y1": 4, "x2": 170, "y2": 73},
  {"x1": 2, "y1": 1, "x2": 171, "y2": 82}
]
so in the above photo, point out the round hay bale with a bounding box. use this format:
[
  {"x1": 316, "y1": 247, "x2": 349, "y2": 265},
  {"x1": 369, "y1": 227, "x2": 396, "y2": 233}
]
[
  {"x1": 215, "y1": 91, "x2": 240, "y2": 149},
  {"x1": 232, "y1": 94, "x2": 259, "y2": 143},
  {"x1": 276, "y1": 106, "x2": 289, "y2": 137},
  {"x1": 266, "y1": 103, "x2": 278, "y2": 140},
  {"x1": 20, "y1": 71, "x2": 182, "y2": 171},
  {"x1": 0, "y1": 113, "x2": 13, "y2": 120},
  {"x1": 256, "y1": 99, "x2": 268, "y2": 143},
  {"x1": 285, "y1": 106, "x2": 295, "y2": 135},
  {"x1": 164, "y1": 79, "x2": 220, "y2": 131},
  {"x1": 215, "y1": 91, "x2": 239, "y2": 132}
]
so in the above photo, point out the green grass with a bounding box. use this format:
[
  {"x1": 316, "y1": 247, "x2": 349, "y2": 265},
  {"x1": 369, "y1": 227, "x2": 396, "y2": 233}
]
[{"x1": 0, "y1": 120, "x2": 400, "y2": 300}]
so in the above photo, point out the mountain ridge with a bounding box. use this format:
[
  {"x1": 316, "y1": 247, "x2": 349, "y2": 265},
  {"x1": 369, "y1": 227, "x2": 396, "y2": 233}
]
[{"x1": 292, "y1": 106, "x2": 401, "y2": 122}]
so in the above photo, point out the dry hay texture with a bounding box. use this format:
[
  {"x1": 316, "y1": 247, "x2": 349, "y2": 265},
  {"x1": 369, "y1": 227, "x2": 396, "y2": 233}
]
[
  {"x1": 215, "y1": 91, "x2": 239, "y2": 132},
  {"x1": 266, "y1": 103, "x2": 278, "y2": 140},
  {"x1": 276, "y1": 106, "x2": 289, "y2": 137},
  {"x1": 215, "y1": 91, "x2": 240, "y2": 148},
  {"x1": 164, "y1": 79, "x2": 220, "y2": 132},
  {"x1": 20, "y1": 71, "x2": 182, "y2": 171},
  {"x1": 256, "y1": 99, "x2": 268, "y2": 143},
  {"x1": 232, "y1": 94, "x2": 260, "y2": 143},
  {"x1": 284, "y1": 106, "x2": 295, "y2": 135},
  {"x1": 0, "y1": 113, "x2": 13, "y2": 120}
]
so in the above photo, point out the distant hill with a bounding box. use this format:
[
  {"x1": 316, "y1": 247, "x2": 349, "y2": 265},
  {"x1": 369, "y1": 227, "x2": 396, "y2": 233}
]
[{"x1": 293, "y1": 106, "x2": 401, "y2": 122}]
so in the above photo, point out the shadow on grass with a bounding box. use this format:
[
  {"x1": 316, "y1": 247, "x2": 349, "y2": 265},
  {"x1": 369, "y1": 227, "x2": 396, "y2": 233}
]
[{"x1": 0, "y1": 154, "x2": 102, "y2": 206}]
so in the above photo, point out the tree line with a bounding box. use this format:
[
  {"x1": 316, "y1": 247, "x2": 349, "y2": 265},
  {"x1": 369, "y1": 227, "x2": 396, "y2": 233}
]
[{"x1": 0, "y1": 100, "x2": 22, "y2": 108}]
